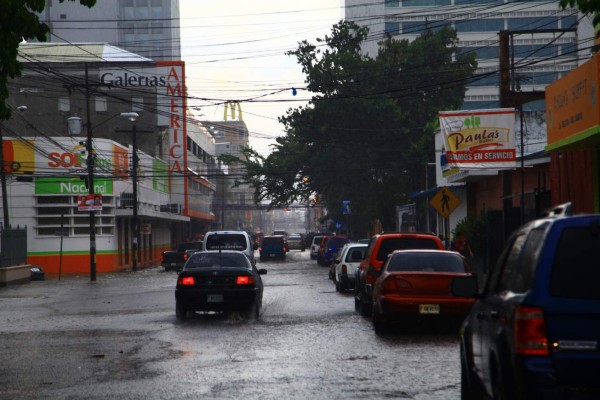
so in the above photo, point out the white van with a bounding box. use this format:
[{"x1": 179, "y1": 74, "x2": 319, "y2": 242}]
[{"x1": 202, "y1": 231, "x2": 255, "y2": 263}]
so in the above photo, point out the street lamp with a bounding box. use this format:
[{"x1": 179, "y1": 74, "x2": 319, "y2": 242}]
[{"x1": 120, "y1": 112, "x2": 140, "y2": 271}]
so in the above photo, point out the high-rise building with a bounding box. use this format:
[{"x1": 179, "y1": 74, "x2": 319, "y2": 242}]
[
  {"x1": 344, "y1": 0, "x2": 592, "y2": 110},
  {"x1": 38, "y1": 0, "x2": 181, "y2": 61}
]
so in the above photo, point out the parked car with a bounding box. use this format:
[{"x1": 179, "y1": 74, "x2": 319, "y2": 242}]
[
  {"x1": 333, "y1": 243, "x2": 367, "y2": 293},
  {"x1": 203, "y1": 231, "x2": 256, "y2": 264},
  {"x1": 259, "y1": 235, "x2": 288, "y2": 261},
  {"x1": 175, "y1": 250, "x2": 267, "y2": 320},
  {"x1": 370, "y1": 249, "x2": 475, "y2": 333},
  {"x1": 272, "y1": 230, "x2": 288, "y2": 238},
  {"x1": 355, "y1": 232, "x2": 445, "y2": 316},
  {"x1": 161, "y1": 241, "x2": 204, "y2": 271},
  {"x1": 318, "y1": 236, "x2": 349, "y2": 266},
  {"x1": 287, "y1": 234, "x2": 305, "y2": 251},
  {"x1": 310, "y1": 235, "x2": 325, "y2": 260},
  {"x1": 451, "y1": 205, "x2": 600, "y2": 400}
]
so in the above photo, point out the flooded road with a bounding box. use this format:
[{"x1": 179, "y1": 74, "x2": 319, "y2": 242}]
[{"x1": 0, "y1": 251, "x2": 461, "y2": 399}]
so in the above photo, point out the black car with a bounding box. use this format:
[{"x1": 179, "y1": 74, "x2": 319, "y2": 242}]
[
  {"x1": 175, "y1": 250, "x2": 267, "y2": 320},
  {"x1": 452, "y1": 204, "x2": 600, "y2": 400}
]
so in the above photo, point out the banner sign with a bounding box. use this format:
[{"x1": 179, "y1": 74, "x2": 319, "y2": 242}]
[
  {"x1": 78, "y1": 194, "x2": 103, "y2": 212},
  {"x1": 439, "y1": 108, "x2": 517, "y2": 169},
  {"x1": 35, "y1": 177, "x2": 113, "y2": 195}
]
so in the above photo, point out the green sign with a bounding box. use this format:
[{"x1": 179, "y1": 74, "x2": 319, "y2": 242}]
[
  {"x1": 35, "y1": 177, "x2": 113, "y2": 195},
  {"x1": 152, "y1": 159, "x2": 169, "y2": 193}
]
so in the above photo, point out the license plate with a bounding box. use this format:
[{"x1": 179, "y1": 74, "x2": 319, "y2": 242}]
[
  {"x1": 207, "y1": 294, "x2": 224, "y2": 303},
  {"x1": 419, "y1": 304, "x2": 440, "y2": 314},
  {"x1": 269, "y1": 254, "x2": 276, "y2": 258},
  {"x1": 170, "y1": 263, "x2": 177, "y2": 267}
]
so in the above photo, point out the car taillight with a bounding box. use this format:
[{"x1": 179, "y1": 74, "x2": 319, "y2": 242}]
[
  {"x1": 514, "y1": 306, "x2": 549, "y2": 356},
  {"x1": 184, "y1": 253, "x2": 189, "y2": 261},
  {"x1": 381, "y1": 276, "x2": 411, "y2": 294},
  {"x1": 161, "y1": 254, "x2": 164, "y2": 262},
  {"x1": 283, "y1": 247, "x2": 288, "y2": 252},
  {"x1": 178, "y1": 276, "x2": 195, "y2": 286},
  {"x1": 259, "y1": 246, "x2": 263, "y2": 252},
  {"x1": 341, "y1": 265, "x2": 348, "y2": 274},
  {"x1": 236, "y1": 276, "x2": 255, "y2": 285}
]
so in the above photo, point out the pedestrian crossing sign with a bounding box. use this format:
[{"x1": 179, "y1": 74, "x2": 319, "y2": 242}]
[{"x1": 429, "y1": 187, "x2": 460, "y2": 218}]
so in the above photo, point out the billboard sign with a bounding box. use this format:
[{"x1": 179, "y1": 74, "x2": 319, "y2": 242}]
[{"x1": 439, "y1": 108, "x2": 517, "y2": 169}]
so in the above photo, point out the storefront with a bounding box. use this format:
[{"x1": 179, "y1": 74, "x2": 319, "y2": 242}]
[{"x1": 545, "y1": 53, "x2": 600, "y2": 213}]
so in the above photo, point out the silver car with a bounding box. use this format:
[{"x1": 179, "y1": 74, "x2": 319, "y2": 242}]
[
  {"x1": 334, "y1": 243, "x2": 367, "y2": 292},
  {"x1": 310, "y1": 235, "x2": 324, "y2": 259}
]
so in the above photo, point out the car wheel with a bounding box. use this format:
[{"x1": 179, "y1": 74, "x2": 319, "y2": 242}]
[
  {"x1": 360, "y1": 294, "x2": 372, "y2": 317},
  {"x1": 372, "y1": 305, "x2": 387, "y2": 334},
  {"x1": 175, "y1": 301, "x2": 187, "y2": 321},
  {"x1": 339, "y1": 280, "x2": 346, "y2": 293},
  {"x1": 460, "y1": 346, "x2": 484, "y2": 400}
]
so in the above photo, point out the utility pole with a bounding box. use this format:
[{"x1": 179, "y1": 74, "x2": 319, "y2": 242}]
[
  {"x1": 117, "y1": 113, "x2": 151, "y2": 271},
  {"x1": 498, "y1": 28, "x2": 575, "y2": 224},
  {"x1": 0, "y1": 122, "x2": 10, "y2": 228},
  {"x1": 85, "y1": 64, "x2": 97, "y2": 282}
]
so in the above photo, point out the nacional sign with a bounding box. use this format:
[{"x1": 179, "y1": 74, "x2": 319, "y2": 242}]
[{"x1": 439, "y1": 108, "x2": 517, "y2": 170}]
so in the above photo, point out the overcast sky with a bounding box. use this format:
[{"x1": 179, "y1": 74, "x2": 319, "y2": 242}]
[{"x1": 179, "y1": 1, "x2": 342, "y2": 156}]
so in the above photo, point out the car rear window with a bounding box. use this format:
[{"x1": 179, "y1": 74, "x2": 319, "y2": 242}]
[
  {"x1": 262, "y1": 237, "x2": 283, "y2": 246},
  {"x1": 186, "y1": 252, "x2": 248, "y2": 269},
  {"x1": 205, "y1": 234, "x2": 247, "y2": 251},
  {"x1": 376, "y1": 237, "x2": 441, "y2": 261},
  {"x1": 327, "y1": 238, "x2": 348, "y2": 247},
  {"x1": 387, "y1": 252, "x2": 466, "y2": 273},
  {"x1": 550, "y1": 226, "x2": 600, "y2": 299},
  {"x1": 345, "y1": 246, "x2": 367, "y2": 262}
]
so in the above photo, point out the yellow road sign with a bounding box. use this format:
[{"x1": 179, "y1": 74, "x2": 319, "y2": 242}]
[{"x1": 430, "y1": 186, "x2": 461, "y2": 218}]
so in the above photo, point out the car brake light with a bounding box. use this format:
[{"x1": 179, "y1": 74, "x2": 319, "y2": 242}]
[
  {"x1": 184, "y1": 253, "x2": 189, "y2": 261},
  {"x1": 178, "y1": 276, "x2": 195, "y2": 286},
  {"x1": 236, "y1": 276, "x2": 255, "y2": 285},
  {"x1": 341, "y1": 264, "x2": 347, "y2": 274},
  {"x1": 283, "y1": 247, "x2": 288, "y2": 252},
  {"x1": 259, "y1": 247, "x2": 263, "y2": 252},
  {"x1": 381, "y1": 277, "x2": 411, "y2": 293},
  {"x1": 514, "y1": 306, "x2": 549, "y2": 356}
]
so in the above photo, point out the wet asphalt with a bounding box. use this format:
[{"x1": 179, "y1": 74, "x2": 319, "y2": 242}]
[{"x1": 0, "y1": 251, "x2": 461, "y2": 400}]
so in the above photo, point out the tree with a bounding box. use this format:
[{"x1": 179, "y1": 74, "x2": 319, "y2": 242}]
[
  {"x1": 222, "y1": 21, "x2": 476, "y2": 237},
  {"x1": 560, "y1": 0, "x2": 600, "y2": 36},
  {"x1": 0, "y1": 0, "x2": 96, "y2": 120}
]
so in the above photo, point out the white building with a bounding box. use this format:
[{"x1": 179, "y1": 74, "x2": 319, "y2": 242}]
[
  {"x1": 37, "y1": 0, "x2": 181, "y2": 61},
  {"x1": 344, "y1": 0, "x2": 591, "y2": 110}
]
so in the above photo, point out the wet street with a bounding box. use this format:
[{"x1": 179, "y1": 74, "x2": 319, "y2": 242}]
[{"x1": 0, "y1": 251, "x2": 461, "y2": 400}]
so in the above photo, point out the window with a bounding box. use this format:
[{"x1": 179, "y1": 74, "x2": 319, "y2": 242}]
[
  {"x1": 457, "y1": 46, "x2": 499, "y2": 60},
  {"x1": 455, "y1": 19, "x2": 504, "y2": 33},
  {"x1": 496, "y1": 233, "x2": 528, "y2": 293},
  {"x1": 95, "y1": 96, "x2": 107, "y2": 113},
  {"x1": 385, "y1": 0, "x2": 400, "y2": 6},
  {"x1": 454, "y1": 0, "x2": 503, "y2": 4},
  {"x1": 508, "y1": 17, "x2": 558, "y2": 30},
  {"x1": 58, "y1": 97, "x2": 70, "y2": 112},
  {"x1": 402, "y1": 21, "x2": 449, "y2": 34},
  {"x1": 35, "y1": 195, "x2": 115, "y2": 237},
  {"x1": 550, "y1": 226, "x2": 600, "y2": 299},
  {"x1": 385, "y1": 22, "x2": 400, "y2": 36},
  {"x1": 402, "y1": 0, "x2": 450, "y2": 5}
]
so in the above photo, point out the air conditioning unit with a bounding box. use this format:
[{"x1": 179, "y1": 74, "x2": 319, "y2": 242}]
[
  {"x1": 120, "y1": 192, "x2": 134, "y2": 208},
  {"x1": 160, "y1": 203, "x2": 181, "y2": 214}
]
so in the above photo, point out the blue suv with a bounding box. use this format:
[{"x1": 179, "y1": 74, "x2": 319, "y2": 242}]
[{"x1": 452, "y1": 203, "x2": 600, "y2": 400}]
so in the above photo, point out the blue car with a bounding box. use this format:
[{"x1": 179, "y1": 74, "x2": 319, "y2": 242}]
[
  {"x1": 452, "y1": 203, "x2": 600, "y2": 400},
  {"x1": 318, "y1": 236, "x2": 349, "y2": 266},
  {"x1": 259, "y1": 236, "x2": 287, "y2": 261}
]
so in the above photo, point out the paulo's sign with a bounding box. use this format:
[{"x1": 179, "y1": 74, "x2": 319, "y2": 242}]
[{"x1": 439, "y1": 108, "x2": 517, "y2": 170}]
